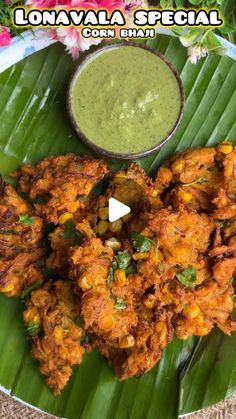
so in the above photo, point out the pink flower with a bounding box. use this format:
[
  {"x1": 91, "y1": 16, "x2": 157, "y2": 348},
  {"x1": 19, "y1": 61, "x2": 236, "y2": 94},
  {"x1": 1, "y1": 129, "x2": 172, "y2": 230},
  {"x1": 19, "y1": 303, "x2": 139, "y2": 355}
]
[
  {"x1": 71, "y1": 0, "x2": 125, "y2": 10},
  {"x1": 27, "y1": 0, "x2": 141, "y2": 11},
  {"x1": 26, "y1": 0, "x2": 57, "y2": 5},
  {"x1": 50, "y1": 27, "x2": 101, "y2": 58},
  {"x1": 26, "y1": 0, "x2": 143, "y2": 57},
  {"x1": 0, "y1": 26, "x2": 11, "y2": 47}
]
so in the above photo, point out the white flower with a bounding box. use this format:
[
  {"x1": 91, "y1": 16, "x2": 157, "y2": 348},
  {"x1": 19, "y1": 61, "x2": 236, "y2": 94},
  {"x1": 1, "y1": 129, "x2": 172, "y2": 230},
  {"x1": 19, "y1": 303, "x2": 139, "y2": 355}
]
[{"x1": 187, "y1": 44, "x2": 208, "y2": 65}]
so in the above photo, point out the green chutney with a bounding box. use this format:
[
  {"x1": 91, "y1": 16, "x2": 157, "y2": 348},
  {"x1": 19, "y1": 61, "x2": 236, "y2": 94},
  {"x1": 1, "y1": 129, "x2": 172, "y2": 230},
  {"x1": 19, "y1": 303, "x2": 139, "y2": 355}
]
[{"x1": 70, "y1": 45, "x2": 182, "y2": 155}]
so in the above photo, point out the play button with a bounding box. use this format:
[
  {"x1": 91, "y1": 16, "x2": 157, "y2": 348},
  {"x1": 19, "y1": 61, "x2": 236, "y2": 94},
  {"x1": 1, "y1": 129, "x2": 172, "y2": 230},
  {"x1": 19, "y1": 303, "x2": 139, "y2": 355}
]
[{"x1": 108, "y1": 197, "x2": 131, "y2": 222}]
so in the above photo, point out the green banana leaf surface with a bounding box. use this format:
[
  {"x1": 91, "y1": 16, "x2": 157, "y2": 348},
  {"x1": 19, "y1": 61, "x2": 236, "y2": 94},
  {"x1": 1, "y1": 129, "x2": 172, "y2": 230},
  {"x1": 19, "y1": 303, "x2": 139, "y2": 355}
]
[{"x1": 0, "y1": 34, "x2": 236, "y2": 419}]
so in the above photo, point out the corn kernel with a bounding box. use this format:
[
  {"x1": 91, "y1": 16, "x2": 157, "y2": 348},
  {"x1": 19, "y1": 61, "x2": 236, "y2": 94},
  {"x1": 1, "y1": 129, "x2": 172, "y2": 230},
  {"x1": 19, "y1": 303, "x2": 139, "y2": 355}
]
[
  {"x1": 143, "y1": 294, "x2": 156, "y2": 309},
  {"x1": 109, "y1": 219, "x2": 122, "y2": 233},
  {"x1": 195, "y1": 313, "x2": 204, "y2": 326},
  {"x1": 150, "y1": 246, "x2": 163, "y2": 264},
  {"x1": 217, "y1": 143, "x2": 233, "y2": 155},
  {"x1": 0, "y1": 283, "x2": 15, "y2": 293},
  {"x1": 105, "y1": 237, "x2": 121, "y2": 251},
  {"x1": 98, "y1": 207, "x2": 109, "y2": 220},
  {"x1": 54, "y1": 326, "x2": 64, "y2": 342},
  {"x1": 132, "y1": 252, "x2": 149, "y2": 261},
  {"x1": 58, "y1": 212, "x2": 73, "y2": 224},
  {"x1": 227, "y1": 295, "x2": 233, "y2": 305},
  {"x1": 100, "y1": 314, "x2": 114, "y2": 330},
  {"x1": 150, "y1": 189, "x2": 158, "y2": 197},
  {"x1": 114, "y1": 269, "x2": 126, "y2": 287},
  {"x1": 119, "y1": 334, "x2": 135, "y2": 349},
  {"x1": 183, "y1": 303, "x2": 200, "y2": 319},
  {"x1": 177, "y1": 190, "x2": 193, "y2": 203},
  {"x1": 95, "y1": 284, "x2": 107, "y2": 294},
  {"x1": 171, "y1": 159, "x2": 185, "y2": 173},
  {"x1": 155, "y1": 321, "x2": 165, "y2": 332},
  {"x1": 58, "y1": 346, "x2": 68, "y2": 359},
  {"x1": 97, "y1": 220, "x2": 109, "y2": 235},
  {"x1": 23, "y1": 307, "x2": 40, "y2": 324},
  {"x1": 78, "y1": 273, "x2": 91, "y2": 290}
]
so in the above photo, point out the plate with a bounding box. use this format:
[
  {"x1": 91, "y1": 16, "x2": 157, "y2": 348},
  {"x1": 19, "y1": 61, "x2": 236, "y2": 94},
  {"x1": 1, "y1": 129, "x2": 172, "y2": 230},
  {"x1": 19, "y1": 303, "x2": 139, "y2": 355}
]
[{"x1": 0, "y1": 33, "x2": 236, "y2": 419}]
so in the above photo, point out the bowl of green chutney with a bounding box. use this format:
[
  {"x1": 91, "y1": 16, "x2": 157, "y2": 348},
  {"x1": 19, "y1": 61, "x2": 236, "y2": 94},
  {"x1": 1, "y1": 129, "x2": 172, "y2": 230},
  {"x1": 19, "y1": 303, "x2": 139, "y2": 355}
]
[{"x1": 67, "y1": 42, "x2": 184, "y2": 160}]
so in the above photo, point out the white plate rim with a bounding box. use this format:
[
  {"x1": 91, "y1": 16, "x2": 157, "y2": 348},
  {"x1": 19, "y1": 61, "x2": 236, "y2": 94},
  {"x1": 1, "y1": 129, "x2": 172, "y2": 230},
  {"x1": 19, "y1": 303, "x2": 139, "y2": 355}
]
[{"x1": 0, "y1": 28, "x2": 236, "y2": 74}]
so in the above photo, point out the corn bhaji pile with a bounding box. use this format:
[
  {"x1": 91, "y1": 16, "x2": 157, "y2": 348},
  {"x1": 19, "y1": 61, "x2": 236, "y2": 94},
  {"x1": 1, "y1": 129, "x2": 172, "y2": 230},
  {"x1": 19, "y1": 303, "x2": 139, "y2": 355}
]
[{"x1": 0, "y1": 143, "x2": 236, "y2": 394}]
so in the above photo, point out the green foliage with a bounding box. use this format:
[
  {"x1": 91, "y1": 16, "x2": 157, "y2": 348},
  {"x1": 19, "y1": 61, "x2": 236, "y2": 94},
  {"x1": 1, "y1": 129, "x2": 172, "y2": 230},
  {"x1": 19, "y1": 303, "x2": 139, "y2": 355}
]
[
  {"x1": 21, "y1": 279, "x2": 44, "y2": 299},
  {"x1": 107, "y1": 250, "x2": 131, "y2": 284},
  {"x1": 182, "y1": 176, "x2": 207, "y2": 186},
  {"x1": 0, "y1": 0, "x2": 24, "y2": 36},
  {"x1": 131, "y1": 233, "x2": 154, "y2": 252},
  {"x1": 154, "y1": 0, "x2": 236, "y2": 48},
  {"x1": 26, "y1": 321, "x2": 41, "y2": 336},
  {"x1": 114, "y1": 297, "x2": 127, "y2": 310},
  {"x1": 176, "y1": 267, "x2": 197, "y2": 287},
  {"x1": 157, "y1": 262, "x2": 165, "y2": 273},
  {"x1": 0, "y1": 37, "x2": 236, "y2": 418},
  {"x1": 17, "y1": 214, "x2": 35, "y2": 225},
  {"x1": 59, "y1": 219, "x2": 83, "y2": 244}
]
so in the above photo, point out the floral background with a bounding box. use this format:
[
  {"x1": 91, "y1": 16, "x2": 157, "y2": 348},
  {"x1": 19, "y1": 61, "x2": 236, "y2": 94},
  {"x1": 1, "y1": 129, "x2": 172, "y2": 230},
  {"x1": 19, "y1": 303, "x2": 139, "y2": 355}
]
[{"x1": 0, "y1": 0, "x2": 235, "y2": 62}]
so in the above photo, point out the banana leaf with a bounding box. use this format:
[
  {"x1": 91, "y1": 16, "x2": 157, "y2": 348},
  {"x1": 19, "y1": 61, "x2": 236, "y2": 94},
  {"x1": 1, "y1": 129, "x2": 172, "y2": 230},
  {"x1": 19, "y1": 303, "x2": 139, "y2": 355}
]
[{"x1": 0, "y1": 35, "x2": 236, "y2": 419}]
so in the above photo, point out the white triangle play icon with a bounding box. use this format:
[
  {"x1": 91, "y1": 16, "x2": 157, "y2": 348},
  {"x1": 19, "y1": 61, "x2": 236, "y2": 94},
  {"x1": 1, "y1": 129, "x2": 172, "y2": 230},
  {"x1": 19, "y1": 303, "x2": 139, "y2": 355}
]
[{"x1": 108, "y1": 198, "x2": 131, "y2": 222}]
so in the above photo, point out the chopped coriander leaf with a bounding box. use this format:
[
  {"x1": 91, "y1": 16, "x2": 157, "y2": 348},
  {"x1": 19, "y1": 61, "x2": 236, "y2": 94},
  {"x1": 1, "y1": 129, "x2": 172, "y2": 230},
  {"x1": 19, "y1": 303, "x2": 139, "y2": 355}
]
[
  {"x1": 0, "y1": 230, "x2": 20, "y2": 235},
  {"x1": 107, "y1": 266, "x2": 114, "y2": 285},
  {"x1": 19, "y1": 192, "x2": 31, "y2": 202},
  {"x1": 26, "y1": 321, "x2": 41, "y2": 336},
  {"x1": 176, "y1": 267, "x2": 197, "y2": 288},
  {"x1": 114, "y1": 297, "x2": 127, "y2": 310},
  {"x1": 21, "y1": 279, "x2": 44, "y2": 299},
  {"x1": 33, "y1": 195, "x2": 48, "y2": 204},
  {"x1": 157, "y1": 262, "x2": 165, "y2": 273},
  {"x1": 17, "y1": 214, "x2": 35, "y2": 225},
  {"x1": 76, "y1": 194, "x2": 87, "y2": 202},
  {"x1": 37, "y1": 260, "x2": 58, "y2": 280},
  {"x1": 59, "y1": 219, "x2": 83, "y2": 244},
  {"x1": 131, "y1": 233, "x2": 154, "y2": 253},
  {"x1": 76, "y1": 316, "x2": 84, "y2": 328},
  {"x1": 115, "y1": 250, "x2": 131, "y2": 270},
  {"x1": 182, "y1": 177, "x2": 207, "y2": 187},
  {"x1": 126, "y1": 262, "x2": 138, "y2": 275},
  {"x1": 107, "y1": 250, "x2": 131, "y2": 285},
  {"x1": 40, "y1": 222, "x2": 55, "y2": 250},
  {"x1": 80, "y1": 334, "x2": 89, "y2": 345},
  {"x1": 219, "y1": 219, "x2": 229, "y2": 230}
]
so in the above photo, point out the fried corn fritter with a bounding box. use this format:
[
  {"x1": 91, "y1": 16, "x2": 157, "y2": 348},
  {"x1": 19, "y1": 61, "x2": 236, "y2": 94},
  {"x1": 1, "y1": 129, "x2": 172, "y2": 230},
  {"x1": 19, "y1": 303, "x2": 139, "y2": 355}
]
[
  {"x1": 116, "y1": 163, "x2": 162, "y2": 209},
  {"x1": 0, "y1": 249, "x2": 44, "y2": 297},
  {"x1": 1, "y1": 143, "x2": 236, "y2": 393},
  {"x1": 0, "y1": 181, "x2": 44, "y2": 296},
  {"x1": 154, "y1": 141, "x2": 236, "y2": 216},
  {"x1": 14, "y1": 155, "x2": 110, "y2": 224},
  {"x1": 69, "y1": 142, "x2": 236, "y2": 381},
  {"x1": 0, "y1": 182, "x2": 43, "y2": 259},
  {"x1": 23, "y1": 280, "x2": 84, "y2": 395},
  {"x1": 69, "y1": 239, "x2": 174, "y2": 379},
  {"x1": 87, "y1": 163, "x2": 161, "y2": 242},
  {"x1": 46, "y1": 217, "x2": 95, "y2": 273}
]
